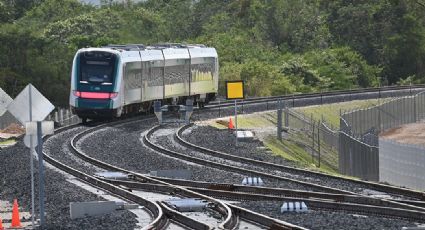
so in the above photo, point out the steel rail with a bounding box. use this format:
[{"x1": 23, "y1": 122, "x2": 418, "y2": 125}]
[
  {"x1": 42, "y1": 124, "x2": 168, "y2": 230},
  {"x1": 144, "y1": 125, "x2": 357, "y2": 195},
  {"x1": 40, "y1": 84, "x2": 425, "y2": 229},
  {"x1": 177, "y1": 122, "x2": 425, "y2": 201},
  {"x1": 105, "y1": 178, "x2": 425, "y2": 222},
  {"x1": 68, "y1": 123, "x2": 238, "y2": 230},
  {"x1": 100, "y1": 178, "x2": 308, "y2": 229},
  {"x1": 158, "y1": 202, "x2": 211, "y2": 230},
  {"x1": 175, "y1": 124, "x2": 425, "y2": 216},
  {"x1": 123, "y1": 177, "x2": 425, "y2": 211},
  {"x1": 207, "y1": 84, "x2": 425, "y2": 107}
]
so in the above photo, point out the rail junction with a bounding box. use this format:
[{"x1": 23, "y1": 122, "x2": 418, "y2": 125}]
[{"x1": 12, "y1": 85, "x2": 425, "y2": 229}]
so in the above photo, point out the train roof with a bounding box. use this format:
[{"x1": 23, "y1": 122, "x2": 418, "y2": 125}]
[
  {"x1": 101, "y1": 43, "x2": 208, "y2": 51},
  {"x1": 77, "y1": 44, "x2": 217, "y2": 63}
]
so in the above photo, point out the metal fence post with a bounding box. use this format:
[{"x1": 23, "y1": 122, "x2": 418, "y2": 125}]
[
  {"x1": 414, "y1": 96, "x2": 417, "y2": 122},
  {"x1": 60, "y1": 109, "x2": 64, "y2": 126},
  {"x1": 311, "y1": 120, "x2": 315, "y2": 164},
  {"x1": 277, "y1": 100, "x2": 282, "y2": 141},
  {"x1": 284, "y1": 106, "x2": 289, "y2": 128},
  {"x1": 54, "y1": 111, "x2": 58, "y2": 123},
  {"x1": 66, "y1": 109, "x2": 70, "y2": 126},
  {"x1": 218, "y1": 100, "x2": 221, "y2": 117},
  {"x1": 318, "y1": 120, "x2": 321, "y2": 168},
  {"x1": 292, "y1": 95, "x2": 295, "y2": 107}
]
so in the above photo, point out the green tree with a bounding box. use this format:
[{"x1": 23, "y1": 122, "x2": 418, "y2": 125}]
[{"x1": 383, "y1": 14, "x2": 425, "y2": 84}]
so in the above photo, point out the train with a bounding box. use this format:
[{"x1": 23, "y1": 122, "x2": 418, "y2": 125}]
[{"x1": 69, "y1": 43, "x2": 218, "y2": 123}]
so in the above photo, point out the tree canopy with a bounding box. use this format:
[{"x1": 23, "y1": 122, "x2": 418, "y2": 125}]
[{"x1": 0, "y1": 0, "x2": 424, "y2": 105}]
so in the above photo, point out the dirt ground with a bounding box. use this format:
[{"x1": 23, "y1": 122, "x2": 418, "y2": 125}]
[
  {"x1": 0, "y1": 123, "x2": 24, "y2": 139},
  {"x1": 380, "y1": 122, "x2": 425, "y2": 146}
]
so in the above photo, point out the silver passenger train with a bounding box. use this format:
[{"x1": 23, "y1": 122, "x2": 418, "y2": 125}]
[{"x1": 69, "y1": 44, "x2": 218, "y2": 122}]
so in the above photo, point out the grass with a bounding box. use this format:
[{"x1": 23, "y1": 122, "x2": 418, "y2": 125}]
[
  {"x1": 264, "y1": 136, "x2": 339, "y2": 175},
  {"x1": 234, "y1": 112, "x2": 277, "y2": 128},
  {"x1": 295, "y1": 98, "x2": 389, "y2": 128},
  {"x1": 0, "y1": 139, "x2": 16, "y2": 146},
  {"x1": 211, "y1": 112, "x2": 277, "y2": 129}
]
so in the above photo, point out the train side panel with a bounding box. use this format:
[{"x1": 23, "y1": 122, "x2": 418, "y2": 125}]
[
  {"x1": 188, "y1": 48, "x2": 218, "y2": 96},
  {"x1": 122, "y1": 51, "x2": 142, "y2": 105},
  {"x1": 162, "y1": 48, "x2": 190, "y2": 98},
  {"x1": 140, "y1": 49, "x2": 164, "y2": 101}
]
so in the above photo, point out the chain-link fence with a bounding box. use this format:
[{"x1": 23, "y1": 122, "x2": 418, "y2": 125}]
[
  {"x1": 341, "y1": 92, "x2": 425, "y2": 139},
  {"x1": 47, "y1": 108, "x2": 81, "y2": 127},
  {"x1": 339, "y1": 91, "x2": 425, "y2": 181},
  {"x1": 277, "y1": 107, "x2": 339, "y2": 170},
  {"x1": 0, "y1": 107, "x2": 80, "y2": 131},
  {"x1": 339, "y1": 119, "x2": 379, "y2": 181}
]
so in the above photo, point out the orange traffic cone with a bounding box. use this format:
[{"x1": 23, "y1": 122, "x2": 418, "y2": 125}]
[
  {"x1": 10, "y1": 199, "x2": 22, "y2": 228},
  {"x1": 228, "y1": 117, "x2": 235, "y2": 130},
  {"x1": 0, "y1": 216, "x2": 4, "y2": 230}
]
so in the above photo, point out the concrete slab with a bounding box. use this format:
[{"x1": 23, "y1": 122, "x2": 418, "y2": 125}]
[
  {"x1": 70, "y1": 201, "x2": 117, "y2": 219},
  {"x1": 164, "y1": 198, "x2": 207, "y2": 212},
  {"x1": 95, "y1": 171, "x2": 129, "y2": 180},
  {"x1": 235, "y1": 130, "x2": 254, "y2": 141}
]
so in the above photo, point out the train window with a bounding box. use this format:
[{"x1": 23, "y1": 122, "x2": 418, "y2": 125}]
[
  {"x1": 84, "y1": 51, "x2": 112, "y2": 59},
  {"x1": 79, "y1": 52, "x2": 116, "y2": 84}
]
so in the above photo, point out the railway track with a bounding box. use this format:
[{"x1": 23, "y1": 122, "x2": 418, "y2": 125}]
[
  {"x1": 207, "y1": 84, "x2": 425, "y2": 108},
  {"x1": 43, "y1": 123, "x2": 171, "y2": 229},
  {"x1": 40, "y1": 85, "x2": 425, "y2": 229},
  {"x1": 42, "y1": 119, "x2": 301, "y2": 229},
  {"x1": 142, "y1": 125, "x2": 425, "y2": 219},
  {"x1": 176, "y1": 124, "x2": 425, "y2": 201},
  {"x1": 103, "y1": 178, "x2": 425, "y2": 221},
  {"x1": 146, "y1": 124, "x2": 425, "y2": 210}
]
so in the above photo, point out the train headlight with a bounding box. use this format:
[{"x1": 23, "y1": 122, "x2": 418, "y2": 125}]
[
  {"x1": 109, "y1": 92, "x2": 118, "y2": 99},
  {"x1": 73, "y1": 90, "x2": 81, "y2": 97}
]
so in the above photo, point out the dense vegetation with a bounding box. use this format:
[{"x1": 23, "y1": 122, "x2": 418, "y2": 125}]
[{"x1": 0, "y1": 0, "x2": 424, "y2": 106}]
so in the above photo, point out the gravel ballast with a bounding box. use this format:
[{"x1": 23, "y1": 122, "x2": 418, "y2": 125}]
[
  {"x1": 238, "y1": 201, "x2": 422, "y2": 230},
  {"x1": 4, "y1": 105, "x2": 423, "y2": 229},
  {"x1": 78, "y1": 121, "x2": 244, "y2": 184},
  {"x1": 0, "y1": 140, "x2": 138, "y2": 230},
  {"x1": 77, "y1": 120, "x2": 425, "y2": 229}
]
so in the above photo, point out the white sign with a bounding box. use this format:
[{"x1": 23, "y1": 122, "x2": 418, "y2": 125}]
[
  {"x1": 25, "y1": 121, "x2": 54, "y2": 136},
  {"x1": 24, "y1": 134, "x2": 38, "y2": 148},
  {"x1": 0, "y1": 87, "x2": 12, "y2": 116},
  {"x1": 8, "y1": 84, "x2": 55, "y2": 124}
]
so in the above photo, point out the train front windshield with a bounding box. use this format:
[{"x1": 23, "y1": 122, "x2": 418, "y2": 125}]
[{"x1": 79, "y1": 51, "x2": 117, "y2": 84}]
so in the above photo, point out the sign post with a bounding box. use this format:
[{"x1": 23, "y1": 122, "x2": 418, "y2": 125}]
[
  {"x1": 225, "y1": 80, "x2": 245, "y2": 145},
  {"x1": 7, "y1": 84, "x2": 54, "y2": 228}
]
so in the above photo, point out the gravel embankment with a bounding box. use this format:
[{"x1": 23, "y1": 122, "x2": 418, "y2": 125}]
[
  {"x1": 0, "y1": 139, "x2": 137, "y2": 230},
  {"x1": 179, "y1": 125, "x2": 401, "y2": 195},
  {"x1": 78, "y1": 121, "x2": 244, "y2": 184},
  {"x1": 3, "y1": 107, "x2": 421, "y2": 230},
  {"x1": 154, "y1": 125, "x2": 314, "y2": 191},
  {"x1": 238, "y1": 201, "x2": 422, "y2": 230},
  {"x1": 177, "y1": 124, "x2": 425, "y2": 228},
  {"x1": 183, "y1": 125, "x2": 292, "y2": 166},
  {"x1": 77, "y1": 121, "x2": 425, "y2": 229}
]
